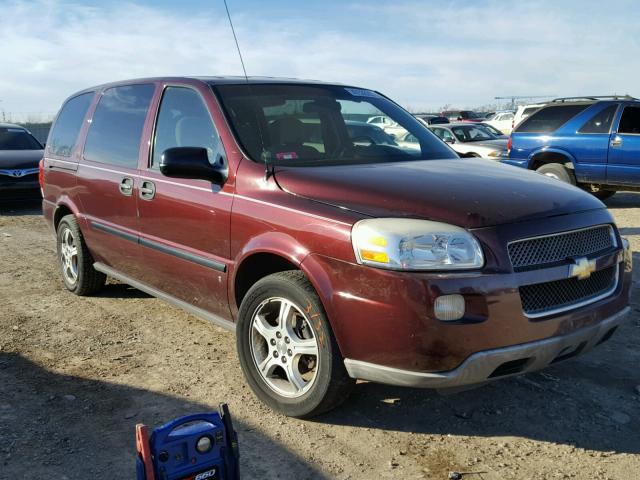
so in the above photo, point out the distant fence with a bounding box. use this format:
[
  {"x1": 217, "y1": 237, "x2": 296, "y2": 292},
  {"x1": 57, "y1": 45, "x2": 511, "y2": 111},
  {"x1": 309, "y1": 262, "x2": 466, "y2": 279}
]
[{"x1": 19, "y1": 122, "x2": 52, "y2": 145}]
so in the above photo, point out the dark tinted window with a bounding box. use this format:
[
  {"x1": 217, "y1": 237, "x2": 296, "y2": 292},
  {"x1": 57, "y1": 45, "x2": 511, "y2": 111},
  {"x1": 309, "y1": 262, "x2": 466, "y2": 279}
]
[
  {"x1": 48, "y1": 92, "x2": 93, "y2": 157},
  {"x1": 0, "y1": 127, "x2": 42, "y2": 150},
  {"x1": 516, "y1": 104, "x2": 589, "y2": 133},
  {"x1": 152, "y1": 87, "x2": 222, "y2": 168},
  {"x1": 618, "y1": 106, "x2": 640, "y2": 134},
  {"x1": 579, "y1": 105, "x2": 618, "y2": 134},
  {"x1": 84, "y1": 84, "x2": 155, "y2": 167},
  {"x1": 215, "y1": 84, "x2": 457, "y2": 167}
]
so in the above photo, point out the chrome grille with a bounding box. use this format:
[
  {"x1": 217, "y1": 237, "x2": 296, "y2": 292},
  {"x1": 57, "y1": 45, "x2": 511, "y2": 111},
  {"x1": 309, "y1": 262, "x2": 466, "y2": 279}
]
[
  {"x1": 508, "y1": 225, "x2": 615, "y2": 271},
  {"x1": 519, "y1": 266, "x2": 618, "y2": 318}
]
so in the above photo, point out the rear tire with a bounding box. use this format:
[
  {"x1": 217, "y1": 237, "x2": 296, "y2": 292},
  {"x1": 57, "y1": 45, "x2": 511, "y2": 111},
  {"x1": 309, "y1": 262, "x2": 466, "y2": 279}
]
[
  {"x1": 236, "y1": 271, "x2": 355, "y2": 418},
  {"x1": 56, "y1": 215, "x2": 106, "y2": 295},
  {"x1": 591, "y1": 190, "x2": 616, "y2": 200},
  {"x1": 535, "y1": 163, "x2": 576, "y2": 185}
]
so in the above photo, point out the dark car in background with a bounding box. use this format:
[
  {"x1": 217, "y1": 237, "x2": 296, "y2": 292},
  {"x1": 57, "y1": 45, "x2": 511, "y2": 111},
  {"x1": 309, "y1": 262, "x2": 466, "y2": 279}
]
[
  {"x1": 415, "y1": 114, "x2": 450, "y2": 126},
  {"x1": 503, "y1": 95, "x2": 640, "y2": 199},
  {"x1": 441, "y1": 110, "x2": 484, "y2": 122},
  {"x1": 0, "y1": 123, "x2": 44, "y2": 198}
]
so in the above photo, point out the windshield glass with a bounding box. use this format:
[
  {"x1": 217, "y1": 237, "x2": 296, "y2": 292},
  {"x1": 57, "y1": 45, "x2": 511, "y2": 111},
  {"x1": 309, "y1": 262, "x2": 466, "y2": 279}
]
[
  {"x1": 0, "y1": 127, "x2": 42, "y2": 150},
  {"x1": 213, "y1": 84, "x2": 457, "y2": 166},
  {"x1": 450, "y1": 124, "x2": 495, "y2": 142}
]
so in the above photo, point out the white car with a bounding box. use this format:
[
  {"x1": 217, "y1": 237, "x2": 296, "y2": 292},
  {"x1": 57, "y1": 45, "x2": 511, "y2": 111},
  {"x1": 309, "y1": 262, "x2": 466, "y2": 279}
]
[
  {"x1": 366, "y1": 115, "x2": 407, "y2": 138},
  {"x1": 425, "y1": 123, "x2": 508, "y2": 159},
  {"x1": 512, "y1": 103, "x2": 546, "y2": 131},
  {"x1": 485, "y1": 111, "x2": 515, "y2": 134}
]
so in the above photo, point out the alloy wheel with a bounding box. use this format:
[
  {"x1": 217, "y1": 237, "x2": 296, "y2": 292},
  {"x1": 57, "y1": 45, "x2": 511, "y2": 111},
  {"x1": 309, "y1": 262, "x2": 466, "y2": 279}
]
[{"x1": 249, "y1": 297, "x2": 319, "y2": 398}]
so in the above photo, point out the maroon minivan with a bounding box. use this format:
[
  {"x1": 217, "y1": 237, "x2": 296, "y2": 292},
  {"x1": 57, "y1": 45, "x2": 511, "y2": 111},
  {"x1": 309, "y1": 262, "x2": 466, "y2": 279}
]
[{"x1": 42, "y1": 77, "x2": 632, "y2": 417}]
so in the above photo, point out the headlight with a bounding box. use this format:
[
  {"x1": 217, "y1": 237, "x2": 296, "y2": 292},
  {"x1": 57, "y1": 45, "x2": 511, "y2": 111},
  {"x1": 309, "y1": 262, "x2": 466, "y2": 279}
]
[{"x1": 351, "y1": 218, "x2": 484, "y2": 270}]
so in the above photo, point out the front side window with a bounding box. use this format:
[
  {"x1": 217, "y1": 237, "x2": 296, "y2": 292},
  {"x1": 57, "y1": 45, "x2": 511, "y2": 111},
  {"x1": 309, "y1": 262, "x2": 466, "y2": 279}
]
[
  {"x1": 152, "y1": 87, "x2": 223, "y2": 168},
  {"x1": 48, "y1": 92, "x2": 93, "y2": 157},
  {"x1": 0, "y1": 127, "x2": 42, "y2": 150},
  {"x1": 432, "y1": 127, "x2": 454, "y2": 142},
  {"x1": 579, "y1": 105, "x2": 618, "y2": 134},
  {"x1": 617, "y1": 106, "x2": 640, "y2": 134},
  {"x1": 214, "y1": 84, "x2": 457, "y2": 167},
  {"x1": 516, "y1": 104, "x2": 589, "y2": 133},
  {"x1": 84, "y1": 84, "x2": 155, "y2": 168}
]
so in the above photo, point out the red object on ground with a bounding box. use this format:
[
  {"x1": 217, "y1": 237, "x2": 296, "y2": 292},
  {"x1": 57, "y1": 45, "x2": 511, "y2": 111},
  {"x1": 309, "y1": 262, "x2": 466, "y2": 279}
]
[{"x1": 136, "y1": 424, "x2": 156, "y2": 480}]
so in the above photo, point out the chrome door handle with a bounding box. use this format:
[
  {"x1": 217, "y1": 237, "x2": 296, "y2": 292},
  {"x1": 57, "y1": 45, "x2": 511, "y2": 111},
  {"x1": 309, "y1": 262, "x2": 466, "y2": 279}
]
[
  {"x1": 140, "y1": 180, "x2": 156, "y2": 200},
  {"x1": 611, "y1": 136, "x2": 623, "y2": 147},
  {"x1": 119, "y1": 177, "x2": 134, "y2": 196}
]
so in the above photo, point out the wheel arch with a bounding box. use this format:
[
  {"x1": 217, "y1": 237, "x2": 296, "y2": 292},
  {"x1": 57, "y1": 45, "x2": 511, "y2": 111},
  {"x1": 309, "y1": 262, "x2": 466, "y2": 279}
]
[
  {"x1": 528, "y1": 148, "x2": 576, "y2": 171},
  {"x1": 53, "y1": 199, "x2": 81, "y2": 230},
  {"x1": 231, "y1": 232, "x2": 311, "y2": 312}
]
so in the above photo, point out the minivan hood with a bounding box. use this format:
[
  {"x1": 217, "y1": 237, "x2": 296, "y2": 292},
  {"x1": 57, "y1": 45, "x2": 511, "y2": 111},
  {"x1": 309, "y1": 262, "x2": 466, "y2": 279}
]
[
  {"x1": 274, "y1": 159, "x2": 604, "y2": 229},
  {"x1": 0, "y1": 150, "x2": 44, "y2": 169}
]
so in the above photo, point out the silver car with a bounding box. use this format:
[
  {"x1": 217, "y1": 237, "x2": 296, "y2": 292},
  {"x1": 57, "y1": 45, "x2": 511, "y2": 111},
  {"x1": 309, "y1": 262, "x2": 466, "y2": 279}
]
[{"x1": 428, "y1": 123, "x2": 507, "y2": 159}]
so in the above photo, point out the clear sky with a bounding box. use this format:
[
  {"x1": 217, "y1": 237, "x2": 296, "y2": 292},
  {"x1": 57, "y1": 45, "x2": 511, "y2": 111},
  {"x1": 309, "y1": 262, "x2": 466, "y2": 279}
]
[{"x1": 1, "y1": 0, "x2": 639, "y2": 119}]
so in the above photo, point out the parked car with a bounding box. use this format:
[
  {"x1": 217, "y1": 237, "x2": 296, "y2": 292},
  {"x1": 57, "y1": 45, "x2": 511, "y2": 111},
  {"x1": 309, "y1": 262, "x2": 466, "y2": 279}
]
[
  {"x1": 441, "y1": 110, "x2": 484, "y2": 122},
  {"x1": 485, "y1": 110, "x2": 515, "y2": 134},
  {"x1": 415, "y1": 114, "x2": 450, "y2": 126},
  {"x1": 428, "y1": 123, "x2": 508, "y2": 158},
  {"x1": 512, "y1": 103, "x2": 545, "y2": 130},
  {"x1": 479, "y1": 122, "x2": 508, "y2": 139},
  {"x1": 42, "y1": 77, "x2": 631, "y2": 418},
  {"x1": 503, "y1": 95, "x2": 640, "y2": 199},
  {"x1": 0, "y1": 123, "x2": 44, "y2": 198},
  {"x1": 366, "y1": 115, "x2": 406, "y2": 138}
]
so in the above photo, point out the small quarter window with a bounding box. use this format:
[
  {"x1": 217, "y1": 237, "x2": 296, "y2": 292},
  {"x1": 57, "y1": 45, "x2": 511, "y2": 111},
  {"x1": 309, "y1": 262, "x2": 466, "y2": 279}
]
[
  {"x1": 152, "y1": 87, "x2": 222, "y2": 168},
  {"x1": 48, "y1": 92, "x2": 94, "y2": 157},
  {"x1": 84, "y1": 84, "x2": 155, "y2": 168},
  {"x1": 617, "y1": 106, "x2": 640, "y2": 134},
  {"x1": 579, "y1": 105, "x2": 618, "y2": 134}
]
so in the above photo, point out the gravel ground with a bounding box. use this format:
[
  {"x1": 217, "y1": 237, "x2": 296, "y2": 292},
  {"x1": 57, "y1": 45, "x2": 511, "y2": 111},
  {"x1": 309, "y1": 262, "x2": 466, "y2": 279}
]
[{"x1": 1, "y1": 193, "x2": 639, "y2": 479}]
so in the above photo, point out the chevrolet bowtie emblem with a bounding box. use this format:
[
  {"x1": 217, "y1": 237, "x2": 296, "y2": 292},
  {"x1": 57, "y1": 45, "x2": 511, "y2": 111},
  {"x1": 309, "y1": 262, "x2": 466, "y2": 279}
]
[{"x1": 569, "y1": 257, "x2": 597, "y2": 280}]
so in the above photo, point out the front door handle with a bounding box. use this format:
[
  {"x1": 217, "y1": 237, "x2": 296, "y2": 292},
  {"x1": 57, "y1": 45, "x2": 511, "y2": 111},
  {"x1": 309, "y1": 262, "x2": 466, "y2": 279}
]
[
  {"x1": 119, "y1": 177, "x2": 134, "y2": 196},
  {"x1": 611, "y1": 136, "x2": 623, "y2": 147},
  {"x1": 140, "y1": 180, "x2": 156, "y2": 200}
]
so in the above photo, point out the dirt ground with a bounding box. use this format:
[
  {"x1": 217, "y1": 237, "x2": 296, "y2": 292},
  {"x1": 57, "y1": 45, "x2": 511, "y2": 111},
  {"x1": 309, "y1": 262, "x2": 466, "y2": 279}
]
[{"x1": 1, "y1": 193, "x2": 639, "y2": 480}]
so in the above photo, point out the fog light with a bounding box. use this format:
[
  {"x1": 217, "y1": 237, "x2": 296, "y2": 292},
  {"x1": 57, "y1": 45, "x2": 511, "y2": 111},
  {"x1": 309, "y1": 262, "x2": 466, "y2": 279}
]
[
  {"x1": 434, "y1": 294, "x2": 465, "y2": 321},
  {"x1": 196, "y1": 435, "x2": 213, "y2": 454}
]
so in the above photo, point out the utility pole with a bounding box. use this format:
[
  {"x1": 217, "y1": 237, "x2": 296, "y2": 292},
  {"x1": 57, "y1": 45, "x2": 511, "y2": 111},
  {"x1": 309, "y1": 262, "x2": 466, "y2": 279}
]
[{"x1": 494, "y1": 95, "x2": 555, "y2": 110}]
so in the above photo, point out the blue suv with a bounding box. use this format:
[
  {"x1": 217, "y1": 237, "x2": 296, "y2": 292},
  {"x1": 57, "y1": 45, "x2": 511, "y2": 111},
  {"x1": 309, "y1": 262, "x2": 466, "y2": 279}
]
[{"x1": 502, "y1": 96, "x2": 640, "y2": 199}]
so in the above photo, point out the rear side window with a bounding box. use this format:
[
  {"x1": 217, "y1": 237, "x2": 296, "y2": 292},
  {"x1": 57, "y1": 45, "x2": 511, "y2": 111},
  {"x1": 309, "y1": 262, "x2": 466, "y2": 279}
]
[
  {"x1": 579, "y1": 105, "x2": 618, "y2": 134},
  {"x1": 618, "y1": 106, "x2": 640, "y2": 134},
  {"x1": 516, "y1": 105, "x2": 589, "y2": 133},
  {"x1": 84, "y1": 84, "x2": 155, "y2": 168},
  {"x1": 152, "y1": 87, "x2": 222, "y2": 168},
  {"x1": 48, "y1": 92, "x2": 94, "y2": 157}
]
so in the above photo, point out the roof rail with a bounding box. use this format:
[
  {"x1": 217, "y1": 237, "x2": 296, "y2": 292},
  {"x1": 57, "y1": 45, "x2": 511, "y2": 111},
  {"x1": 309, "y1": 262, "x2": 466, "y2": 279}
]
[{"x1": 551, "y1": 95, "x2": 639, "y2": 103}]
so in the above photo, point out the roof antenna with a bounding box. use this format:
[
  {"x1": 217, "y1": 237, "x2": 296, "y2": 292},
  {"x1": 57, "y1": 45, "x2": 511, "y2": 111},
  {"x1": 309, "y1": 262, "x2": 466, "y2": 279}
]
[{"x1": 223, "y1": 0, "x2": 273, "y2": 180}]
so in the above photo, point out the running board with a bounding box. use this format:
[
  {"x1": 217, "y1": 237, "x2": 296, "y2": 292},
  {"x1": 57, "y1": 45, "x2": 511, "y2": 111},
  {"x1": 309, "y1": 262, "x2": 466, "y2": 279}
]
[{"x1": 93, "y1": 262, "x2": 236, "y2": 332}]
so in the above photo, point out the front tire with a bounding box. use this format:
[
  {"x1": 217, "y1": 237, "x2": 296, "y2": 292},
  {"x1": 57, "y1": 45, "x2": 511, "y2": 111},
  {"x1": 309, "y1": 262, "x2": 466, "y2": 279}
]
[
  {"x1": 236, "y1": 271, "x2": 355, "y2": 418},
  {"x1": 56, "y1": 215, "x2": 106, "y2": 295},
  {"x1": 535, "y1": 163, "x2": 576, "y2": 185}
]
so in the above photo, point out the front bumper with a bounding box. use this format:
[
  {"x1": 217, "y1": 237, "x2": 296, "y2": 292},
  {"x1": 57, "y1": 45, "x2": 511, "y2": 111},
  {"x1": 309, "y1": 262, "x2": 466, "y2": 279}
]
[{"x1": 344, "y1": 306, "x2": 630, "y2": 388}]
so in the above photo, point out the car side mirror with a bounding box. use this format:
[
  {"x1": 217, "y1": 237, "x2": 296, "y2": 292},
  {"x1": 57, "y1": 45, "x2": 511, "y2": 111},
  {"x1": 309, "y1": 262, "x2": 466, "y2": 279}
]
[
  {"x1": 444, "y1": 137, "x2": 455, "y2": 144},
  {"x1": 160, "y1": 147, "x2": 227, "y2": 185}
]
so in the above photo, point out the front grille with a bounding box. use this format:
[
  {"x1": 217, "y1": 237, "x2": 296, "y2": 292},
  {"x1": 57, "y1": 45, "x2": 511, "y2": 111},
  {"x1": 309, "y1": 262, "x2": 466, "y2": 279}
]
[
  {"x1": 508, "y1": 225, "x2": 615, "y2": 271},
  {"x1": 519, "y1": 265, "x2": 617, "y2": 318}
]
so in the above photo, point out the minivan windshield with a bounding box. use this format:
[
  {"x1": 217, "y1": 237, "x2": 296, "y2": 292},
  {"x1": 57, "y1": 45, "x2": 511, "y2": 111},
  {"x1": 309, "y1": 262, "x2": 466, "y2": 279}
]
[
  {"x1": 0, "y1": 127, "x2": 43, "y2": 150},
  {"x1": 213, "y1": 84, "x2": 457, "y2": 167}
]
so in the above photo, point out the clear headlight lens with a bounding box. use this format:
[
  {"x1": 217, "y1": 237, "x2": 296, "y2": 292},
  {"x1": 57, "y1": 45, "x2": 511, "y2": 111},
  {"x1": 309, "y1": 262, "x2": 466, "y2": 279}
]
[{"x1": 352, "y1": 218, "x2": 484, "y2": 270}]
